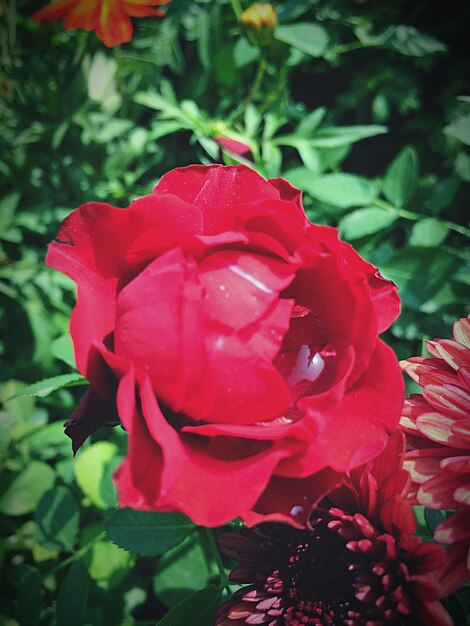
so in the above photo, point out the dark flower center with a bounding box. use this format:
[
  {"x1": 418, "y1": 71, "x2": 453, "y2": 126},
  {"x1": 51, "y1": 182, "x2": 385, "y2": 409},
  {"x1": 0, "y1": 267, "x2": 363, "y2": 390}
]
[
  {"x1": 221, "y1": 508, "x2": 413, "y2": 626},
  {"x1": 271, "y1": 515, "x2": 364, "y2": 625}
]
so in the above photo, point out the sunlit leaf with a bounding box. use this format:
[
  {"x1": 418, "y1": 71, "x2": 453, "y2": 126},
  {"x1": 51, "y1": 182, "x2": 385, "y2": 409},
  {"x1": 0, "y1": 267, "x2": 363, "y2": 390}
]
[
  {"x1": 302, "y1": 173, "x2": 380, "y2": 208},
  {"x1": 7, "y1": 373, "x2": 87, "y2": 400},
  {"x1": 0, "y1": 461, "x2": 55, "y2": 516},
  {"x1": 35, "y1": 487, "x2": 79, "y2": 552},
  {"x1": 75, "y1": 442, "x2": 120, "y2": 509},
  {"x1": 410, "y1": 218, "x2": 448, "y2": 247},
  {"x1": 105, "y1": 509, "x2": 195, "y2": 556},
  {"x1": 340, "y1": 207, "x2": 397, "y2": 239}
]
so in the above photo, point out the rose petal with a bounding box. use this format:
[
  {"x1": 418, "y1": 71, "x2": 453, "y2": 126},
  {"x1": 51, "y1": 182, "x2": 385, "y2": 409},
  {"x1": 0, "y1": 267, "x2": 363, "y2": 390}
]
[
  {"x1": 153, "y1": 165, "x2": 281, "y2": 235},
  {"x1": 300, "y1": 341, "x2": 404, "y2": 473},
  {"x1": 119, "y1": 376, "x2": 297, "y2": 526},
  {"x1": 243, "y1": 468, "x2": 342, "y2": 527}
]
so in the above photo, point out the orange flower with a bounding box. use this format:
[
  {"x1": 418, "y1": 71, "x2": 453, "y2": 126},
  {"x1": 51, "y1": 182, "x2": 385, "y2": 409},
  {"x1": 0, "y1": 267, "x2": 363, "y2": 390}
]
[
  {"x1": 33, "y1": 0, "x2": 171, "y2": 47},
  {"x1": 400, "y1": 315, "x2": 470, "y2": 596}
]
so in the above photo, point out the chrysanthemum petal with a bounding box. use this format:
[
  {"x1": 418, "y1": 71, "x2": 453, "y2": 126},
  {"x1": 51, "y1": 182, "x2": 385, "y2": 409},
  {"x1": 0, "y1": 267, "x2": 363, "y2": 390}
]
[
  {"x1": 416, "y1": 412, "x2": 468, "y2": 448},
  {"x1": 437, "y1": 541, "x2": 470, "y2": 596},
  {"x1": 417, "y1": 472, "x2": 467, "y2": 509},
  {"x1": 434, "y1": 509, "x2": 470, "y2": 544},
  {"x1": 427, "y1": 337, "x2": 470, "y2": 370},
  {"x1": 423, "y1": 383, "x2": 470, "y2": 418},
  {"x1": 453, "y1": 316, "x2": 470, "y2": 348},
  {"x1": 440, "y1": 454, "x2": 470, "y2": 473},
  {"x1": 404, "y1": 448, "x2": 450, "y2": 484}
]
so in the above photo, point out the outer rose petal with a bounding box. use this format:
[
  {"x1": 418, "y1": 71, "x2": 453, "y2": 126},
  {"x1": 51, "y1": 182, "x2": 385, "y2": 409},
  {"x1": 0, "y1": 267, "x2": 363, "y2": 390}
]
[
  {"x1": 242, "y1": 469, "x2": 342, "y2": 527},
  {"x1": 46, "y1": 195, "x2": 203, "y2": 375},
  {"x1": 65, "y1": 386, "x2": 118, "y2": 454},
  {"x1": 299, "y1": 341, "x2": 404, "y2": 473},
  {"x1": 115, "y1": 376, "x2": 298, "y2": 526},
  {"x1": 153, "y1": 165, "x2": 283, "y2": 234},
  {"x1": 309, "y1": 225, "x2": 400, "y2": 334}
]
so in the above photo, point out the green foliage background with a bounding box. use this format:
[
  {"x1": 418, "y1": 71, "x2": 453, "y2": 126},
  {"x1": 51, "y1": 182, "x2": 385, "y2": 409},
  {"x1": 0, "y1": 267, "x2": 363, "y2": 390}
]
[{"x1": 0, "y1": 0, "x2": 469, "y2": 624}]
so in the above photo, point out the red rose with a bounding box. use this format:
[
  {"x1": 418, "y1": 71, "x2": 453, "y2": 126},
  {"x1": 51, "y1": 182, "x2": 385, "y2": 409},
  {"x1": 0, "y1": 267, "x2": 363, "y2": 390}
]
[{"x1": 47, "y1": 165, "x2": 404, "y2": 527}]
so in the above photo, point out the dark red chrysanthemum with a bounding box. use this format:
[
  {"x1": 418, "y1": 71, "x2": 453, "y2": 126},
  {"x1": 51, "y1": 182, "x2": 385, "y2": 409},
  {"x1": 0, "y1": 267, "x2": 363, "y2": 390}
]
[
  {"x1": 216, "y1": 432, "x2": 452, "y2": 626},
  {"x1": 400, "y1": 315, "x2": 470, "y2": 596}
]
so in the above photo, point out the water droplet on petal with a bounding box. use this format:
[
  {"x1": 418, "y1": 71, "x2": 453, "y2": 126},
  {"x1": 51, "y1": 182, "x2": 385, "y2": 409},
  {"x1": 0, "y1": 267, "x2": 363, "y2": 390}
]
[
  {"x1": 290, "y1": 505, "x2": 305, "y2": 517},
  {"x1": 287, "y1": 346, "x2": 325, "y2": 387}
]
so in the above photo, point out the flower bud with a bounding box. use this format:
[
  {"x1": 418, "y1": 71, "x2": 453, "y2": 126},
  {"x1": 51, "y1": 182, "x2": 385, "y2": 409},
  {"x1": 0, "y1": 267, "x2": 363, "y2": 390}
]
[{"x1": 240, "y1": 3, "x2": 277, "y2": 48}]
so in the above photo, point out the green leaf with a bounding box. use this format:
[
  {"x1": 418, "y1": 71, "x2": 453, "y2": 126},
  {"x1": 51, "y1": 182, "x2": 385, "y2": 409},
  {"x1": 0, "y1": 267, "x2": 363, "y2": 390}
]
[
  {"x1": 105, "y1": 509, "x2": 195, "y2": 556},
  {"x1": 283, "y1": 166, "x2": 315, "y2": 190},
  {"x1": 379, "y1": 248, "x2": 462, "y2": 310},
  {"x1": 383, "y1": 146, "x2": 418, "y2": 208},
  {"x1": 455, "y1": 151, "x2": 470, "y2": 182},
  {"x1": 233, "y1": 37, "x2": 259, "y2": 67},
  {"x1": 309, "y1": 125, "x2": 387, "y2": 148},
  {"x1": 27, "y1": 421, "x2": 71, "y2": 460},
  {"x1": 0, "y1": 192, "x2": 20, "y2": 231},
  {"x1": 153, "y1": 534, "x2": 218, "y2": 609},
  {"x1": 0, "y1": 461, "x2": 55, "y2": 516},
  {"x1": 302, "y1": 173, "x2": 380, "y2": 208},
  {"x1": 296, "y1": 142, "x2": 321, "y2": 173},
  {"x1": 424, "y1": 508, "x2": 446, "y2": 533},
  {"x1": 296, "y1": 107, "x2": 326, "y2": 136},
  {"x1": 51, "y1": 334, "x2": 76, "y2": 369},
  {"x1": 16, "y1": 564, "x2": 43, "y2": 626},
  {"x1": 275, "y1": 23, "x2": 329, "y2": 57},
  {"x1": 7, "y1": 373, "x2": 87, "y2": 400},
  {"x1": 34, "y1": 486, "x2": 79, "y2": 552},
  {"x1": 157, "y1": 586, "x2": 222, "y2": 626},
  {"x1": 410, "y1": 218, "x2": 449, "y2": 247},
  {"x1": 75, "y1": 442, "x2": 119, "y2": 509},
  {"x1": 339, "y1": 207, "x2": 397, "y2": 240},
  {"x1": 425, "y1": 176, "x2": 460, "y2": 213},
  {"x1": 444, "y1": 113, "x2": 470, "y2": 146},
  {"x1": 84, "y1": 540, "x2": 134, "y2": 590},
  {"x1": 56, "y1": 561, "x2": 89, "y2": 626},
  {"x1": 356, "y1": 25, "x2": 447, "y2": 57}
]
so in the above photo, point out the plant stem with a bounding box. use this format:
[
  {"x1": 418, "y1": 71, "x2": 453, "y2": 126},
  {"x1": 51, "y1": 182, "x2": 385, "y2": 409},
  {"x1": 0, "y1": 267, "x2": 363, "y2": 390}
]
[
  {"x1": 330, "y1": 41, "x2": 368, "y2": 55},
  {"x1": 374, "y1": 197, "x2": 470, "y2": 238},
  {"x1": 202, "y1": 527, "x2": 232, "y2": 596},
  {"x1": 233, "y1": 55, "x2": 266, "y2": 122},
  {"x1": 229, "y1": 0, "x2": 243, "y2": 21},
  {"x1": 42, "y1": 531, "x2": 106, "y2": 580}
]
